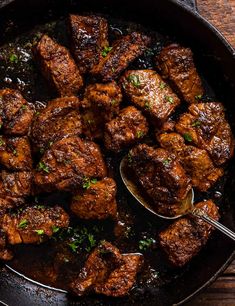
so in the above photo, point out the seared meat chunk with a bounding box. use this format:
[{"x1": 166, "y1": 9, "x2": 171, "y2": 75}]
[
  {"x1": 68, "y1": 15, "x2": 108, "y2": 74},
  {"x1": 70, "y1": 241, "x2": 123, "y2": 296},
  {"x1": 82, "y1": 82, "x2": 122, "y2": 140},
  {"x1": 94, "y1": 253, "x2": 143, "y2": 297},
  {"x1": 0, "y1": 230, "x2": 13, "y2": 261},
  {"x1": 91, "y1": 32, "x2": 151, "y2": 82},
  {"x1": 156, "y1": 44, "x2": 204, "y2": 104},
  {"x1": 121, "y1": 70, "x2": 180, "y2": 124},
  {"x1": 159, "y1": 200, "x2": 219, "y2": 267},
  {"x1": 0, "y1": 171, "x2": 32, "y2": 212},
  {"x1": 158, "y1": 133, "x2": 224, "y2": 192},
  {"x1": 175, "y1": 102, "x2": 234, "y2": 165},
  {"x1": 104, "y1": 106, "x2": 149, "y2": 152},
  {"x1": 34, "y1": 136, "x2": 107, "y2": 192},
  {"x1": 2, "y1": 205, "x2": 69, "y2": 245},
  {"x1": 71, "y1": 177, "x2": 117, "y2": 220},
  {"x1": 0, "y1": 136, "x2": 32, "y2": 171},
  {"x1": 128, "y1": 144, "x2": 191, "y2": 217},
  {"x1": 31, "y1": 96, "x2": 82, "y2": 151},
  {"x1": 0, "y1": 88, "x2": 34, "y2": 135},
  {"x1": 34, "y1": 35, "x2": 83, "y2": 96}
]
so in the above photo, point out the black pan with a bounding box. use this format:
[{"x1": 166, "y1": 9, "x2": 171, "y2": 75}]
[{"x1": 0, "y1": 0, "x2": 235, "y2": 305}]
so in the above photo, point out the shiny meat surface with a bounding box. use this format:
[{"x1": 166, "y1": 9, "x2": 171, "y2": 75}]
[
  {"x1": 68, "y1": 15, "x2": 108, "y2": 74},
  {"x1": 158, "y1": 133, "x2": 224, "y2": 192},
  {"x1": 34, "y1": 35, "x2": 83, "y2": 96},
  {"x1": 159, "y1": 200, "x2": 219, "y2": 267},
  {"x1": 0, "y1": 170, "x2": 32, "y2": 212},
  {"x1": 175, "y1": 102, "x2": 234, "y2": 165},
  {"x1": 104, "y1": 106, "x2": 149, "y2": 152},
  {"x1": 2, "y1": 205, "x2": 69, "y2": 245},
  {"x1": 0, "y1": 230, "x2": 13, "y2": 261},
  {"x1": 121, "y1": 70, "x2": 180, "y2": 124},
  {"x1": 94, "y1": 253, "x2": 143, "y2": 297},
  {"x1": 0, "y1": 136, "x2": 32, "y2": 171},
  {"x1": 81, "y1": 82, "x2": 122, "y2": 140},
  {"x1": 156, "y1": 44, "x2": 204, "y2": 104},
  {"x1": 34, "y1": 136, "x2": 107, "y2": 192},
  {"x1": 70, "y1": 241, "x2": 123, "y2": 296},
  {"x1": 129, "y1": 144, "x2": 191, "y2": 216},
  {"x1": 91, "y1": 32, "x2": 151, "y2": 82},
  {"x1": 71, "y1": 177, "x2": 117, "y2": 220},
  {"x1": 0, "y1": 88, "x2": 34, "y2": 136},
  {"x1": 31, "y1": 96, "x2": 82, "y2": 151}
]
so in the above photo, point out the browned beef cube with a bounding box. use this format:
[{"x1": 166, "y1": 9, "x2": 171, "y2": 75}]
[
  {"x1": 81, "y1": 82, "x2": 122, "y2": 140},
  {"x1": 71, "y1": 177, "x2": 117, "y2": 220},
  {"x1": 158, "y1": 133, "x2": 224, "y2": 192},
  {"x1": 0, "y1": 230, "x2": 13, "y2": 261},
  {"x1": 94, "y1": 253, "x2": 143, "y2": 297},
  {"x1": 175, "y1": 102, "x2": 234, "y2": 165},
  {"x1": 91, "y1": 32, "x2": 151, "y2": 82},
  {"x1": 159, "y1": 200, "x2": 219, "y2": 267},
  {"x1": 2, "y1": 205, "x2": 69, "y2": 245},
  {"x1": 34, "y1": 136, "x2": 107, "y2": 192},
  {"x1": 156, "y1": 44, "x2": 204, "y2": 104},
  {"x1": 70, "y1": 241, "x2": 123, "y2": 296},
  {"x1": 34, "y1": 35, "x2": 83, "y2": 96},
  {"x1": 68, "y1": 15, "x2": 108, "y2": 74},
  {"x1": 0, "y1": 136, "x2": 32, "y2": 171},
  {"x1": 121, "y1": 70, "x2": 180, "y2": 124},
  {"x1": 129, "y1": 144, "x2": 191, "y2": 217},
  {"x1": 31, "y1": 96, "x2": 82, "y2": 152},
  {"x1": 0, "y1": 88, "x2": 34, "y2": 136},
  {"x1": 104, "y1": 106, "x2": 149, "y2": 152},
  {"x1": 0, "y1": 170, "x2": 32, "y2": 212}
]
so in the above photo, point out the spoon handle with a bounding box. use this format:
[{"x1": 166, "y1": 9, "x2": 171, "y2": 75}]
[{"x1": 192, "y1": 208, "x2": 235, "y2": 241}]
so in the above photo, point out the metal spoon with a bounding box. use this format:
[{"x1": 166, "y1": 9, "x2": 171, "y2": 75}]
[{"x1": 120, "y1": 156, "x2": 235, "y2": 241}]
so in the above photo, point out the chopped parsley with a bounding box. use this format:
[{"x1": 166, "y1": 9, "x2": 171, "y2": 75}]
[
  {"x1": 67, "y1": 227, "x2": 97, "y2": 253},
  {"x1": 37, "y1": 161, "x2": 50, "y2": 173},
  {"x1": 52, "y1": 225, "x2": 60, "y2": 234},
  {"x1": 34, "y1": 229, "x2": 44, "y2": 235},
  {"x1": 0, "y1": 138, "x2": 5, "y2": 146},
  {"x1": 165, "y1": 96, "x2": 174, "y2": 104},
  {"x1": 127, "y1": 74, "x2": 141, "y2": 87},
  {"x1": 39, "y1": 148, "x2": 45, "y2": 154},
  {"x1": 82, "y1": 177, "x2": 97, "y2": 190},
  {"x1": 144, "y1": 101, "x2": 151, "y2": 110},
  {"x1": 163, "y1": 158, "x2": 172, "y2": 166},
  {"x1": 192, "y1": 120, "x2": 201, "y2": 127},
  {"x1": 195, "y1": 94, "x2": 202, "y2": 100},
  {"x1": 136, "y1": 130, "x2": 145, "y2": 138},
  {"x1": 0, "y1": 124, "x2": 2, "y2": 129},
  {"x1": 127, "y1": 152, "x2": 132, "y2": 164},
  {"x1": 160, "y1": 82, "x2": 166, "y2": 89},
  {"x1": 21, "y1": 105, "x2": 27, "y2": 110},
  {"x1": 101, "y1": 46, "x2": 112, "y2": 57},
  {"x1": 13, "y1": 149, "x2": 17, "y2": 156},
  {"x1": 9, "y1": 53, "x2": 18, "y2": 64},
  {"x1": 183, "y1": 133, "x2": 193, "y2": 142},
  {"x1": 111, "y1": 99, "x2": 117, "y2": 105},
  {"x1": 35, "y1": 111, "x2": 40, "y2": 116},
  {"x1": 18, "y1": 219, "x2": 28, "y2": 229},
  {"x1": 139, "y1": 238, "x2": 155, "y2": 251}
]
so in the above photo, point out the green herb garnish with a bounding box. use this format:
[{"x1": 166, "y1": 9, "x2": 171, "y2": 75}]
[
  {"x1": 192, "y1": 120, "x2": 201, "y2": 127},
  {"x1": 183, "y1": 133, "x2": 193, "y2": 142},
  {"x1": 38, "y1": 161, "x2": 50, "y2": 173},
  {"x1": 165, "y1": 96, "x2": 174, "y2": 104},
  {"x1": 68, "y1": 241, "x2": 79, "y2": 252},
  {"x1": 144, "y1": 101, "x2": 151, "y2": 110},
  {"x1": 34, "y1": 229, "x2": 44, "y2": 235},
  {"x1": 163, "y1": 158, "x2": 172, "y2": 166},
  {"x1": 21, "y1": 105, "x2": 27, "y2": 110},
  {"x1": 13, "y1": 149, "x2": 17, "y2": 156},
  {"x1": 160, "y1": 82, "x2": 166, "y2": 89},
  {"x1": 195, "y1": 94, "x2": 202, "y2": 100},
  {"x1": 18, "y1": 219, "x2": 28, "y2": 229},
  {"x1": 127, "y1": 74, "x2": 141, "y2": 87},
  {"x1": 82, "y1": 177, "x2": 97, "y2": 190},
  {"x1": 9, "y1": 54, "x2": 18, "y2": 64},
  {"x1": 52, "y1": 226, "x2": 60, "y2": 233},
  {"x1": 139, "y1": 238, "x2": 155, "y2": 251},
  {"x1": 101, "y1": 46, "x2": 112, "y2": 57},
  {"x1": 0, "y1": 138, "x2": 5, "y2": 146},
  {"x1": 136, "y1": 130, "x2": 145, "y2": 138},
  {"x1": 127, "y1": 152, "x2": 132, "y2": 164},
  {"x1": 111, "y1": 99, "x2": 117, "y2": 105}
]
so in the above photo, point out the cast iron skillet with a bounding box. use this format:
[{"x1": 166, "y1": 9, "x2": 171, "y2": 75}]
[{"x1": 0, "y1": 0, "x2": 235, "y2": 305}]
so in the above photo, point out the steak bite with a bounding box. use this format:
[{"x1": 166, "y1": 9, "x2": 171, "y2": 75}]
[
  {"x1": 156, "y1": 44, "x2": 204, "y2": 104},
  {"x1": 1, "y1": 205, "x2": 69, "y2": 245},
  {"x1": 104, "y1": 106, "x2": 149, "y2": 152},
  {"x1": 175, "y1": 102, "x2": 234, "y2": 165},
  {"x1": 31, "y1": 96, "x2": 82, "y2": 152},
  {"x1": 158, "y1": 133, "x2": 224, "y2": 192},
  {"x1": 68, "y1": 15, "x2": 108, "y2": 74},
  {"x1": 71, "y1": 177, "x2": 117, "y2": 220},
  {"x1": 0, "y1": 136, "x2": 32, "y2": 171},
  {"x1": 121, "y1": 70, "x2": 180, "y2": 124},
  {"x1": 0, "y1": 88, "x2": 34, "y2": 136},
  {"x1": 34, "y1": 34, "x2": 83, "y2": 96},
  {"x1": 0, "y1": 171, "x2": 32, "y2": 212},
  {"x1": 81, "y1": 82, "x2": 122, "y2": 140},
  {"x1": 128, "y1": 144, "x2": 191, "y2": 217},
  {"x1": 70, "y1": 241, "x2": 123, "y2": 296},
  {"x1": 94, "y1": 253, "x2": 143, "y2": 297},
  {"x1": 34, "y1": 136, "x2": 107, "y2": 192},
  {"x1": 91, "y1": 32, "x2": 151, "y2": 82},
  {"x1": 159, "y1": 200, "x2": 219, "y2": 267}
]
